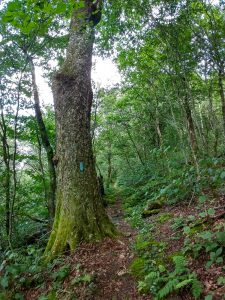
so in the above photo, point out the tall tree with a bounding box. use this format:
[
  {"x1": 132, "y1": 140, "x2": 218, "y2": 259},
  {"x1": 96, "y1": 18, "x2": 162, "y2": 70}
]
[
  {"x1": 28, "y1": 57, "x2": 56, "y2": 219},
  {"x1": 44, "y1": 0, "x2": 116, "y2": 260},
  {"x1": 1, "y1": 0, "x2": 59, "y2": 220}
]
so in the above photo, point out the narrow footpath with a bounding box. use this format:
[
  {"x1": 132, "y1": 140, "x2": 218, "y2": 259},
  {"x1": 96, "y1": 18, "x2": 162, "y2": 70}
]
[
  {"x1": 66, "y1": 199, "x2": 149, "y2": 299},
  {"x1": 26, "y1": 198, "x2": 148, "y2": 300}
]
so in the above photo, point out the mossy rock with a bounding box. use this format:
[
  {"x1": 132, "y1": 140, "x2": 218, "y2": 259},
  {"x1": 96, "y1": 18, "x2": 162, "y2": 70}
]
[
  {"x1": 142, "y1": 209, "x2": 161, "y2": 218},
  {"x1": 145, "y1": 199, "x2": 165, "y2": 210},
  {"x1": 157, "y1": 213, "x2": 173, "y2": 224}
]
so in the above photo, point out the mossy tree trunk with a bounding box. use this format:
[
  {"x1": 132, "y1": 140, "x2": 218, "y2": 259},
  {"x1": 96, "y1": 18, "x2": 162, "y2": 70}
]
[{"x1": 44, "y1": 0, "x2": 116, "y2": 260}]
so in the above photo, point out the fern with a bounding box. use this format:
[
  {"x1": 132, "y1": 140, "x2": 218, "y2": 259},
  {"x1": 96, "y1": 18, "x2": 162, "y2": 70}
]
[
  {"x1": 172, "y1": 255, "x2": 187, "y2": 275},
  {"x1": 145, "y1": 271, "x2": 159, "y2": 280},
  {"x1": 191, "y1": 276, "x2": 202, "y2": 299},
  {"x1": 175, "y1": 278, "x2": 193, "y2": 290},
  {"x1": 157, "y1": 278, "x2": 178, "y2": 299}
]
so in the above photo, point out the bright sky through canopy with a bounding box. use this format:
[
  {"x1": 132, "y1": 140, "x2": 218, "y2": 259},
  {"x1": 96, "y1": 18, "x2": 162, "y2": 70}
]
[{"x1": 36, "y1": 57, "x2": 121, "y2": 106}]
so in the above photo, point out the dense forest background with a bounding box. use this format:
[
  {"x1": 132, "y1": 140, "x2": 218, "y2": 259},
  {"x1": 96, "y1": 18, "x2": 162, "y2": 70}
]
[{"x1": 0, "y1": 0, "x2": 225, "y2": 299}]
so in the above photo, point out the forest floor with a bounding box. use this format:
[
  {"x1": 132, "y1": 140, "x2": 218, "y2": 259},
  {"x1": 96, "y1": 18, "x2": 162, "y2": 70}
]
[
  {"x1": 129, "y1": 190, "x2": 225, "y2": 300},
  {"x1": 25, "y1": 198, "x2": 148, "y2": 300},
  {"x1": 24, "y1": 192, "x2": 225, "y2": 300}
]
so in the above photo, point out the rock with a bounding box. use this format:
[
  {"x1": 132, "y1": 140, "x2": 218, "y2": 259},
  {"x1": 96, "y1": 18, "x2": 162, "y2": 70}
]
[
  {"x1": 145, "y1": 199, "x2": 164, "y2": 210},
  {"x1": 142, "y1": 209, "x2": 161, "y2": 218},
  {"x1": 141, "y1": 198, "x2": 165, "y2": 218},
  {"x1": 117, "y1": 269, "x2": 128, "y2": 276},
  {"x1": 123, "y1": 232, "x2": 132, "y2": 237}
]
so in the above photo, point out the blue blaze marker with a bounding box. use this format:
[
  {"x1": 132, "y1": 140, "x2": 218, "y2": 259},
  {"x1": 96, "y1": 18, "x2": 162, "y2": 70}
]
[{"x1": 80, "y1": 161, "x2": 85, "y2": 172}]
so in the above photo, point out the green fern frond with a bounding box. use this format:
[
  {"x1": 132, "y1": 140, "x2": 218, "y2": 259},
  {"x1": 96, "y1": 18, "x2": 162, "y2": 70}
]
[
  {"x1": 145, "y1": 271, "x2": 160, "y2": 280},
  {"x1": 175, "y1": 278, "x2": 193, "y2": 289},
  {"x1": 172, "y1": 255, "x2": 187, "y2": 275},
  {"x1": 157, "y1": 278, "x2": 178, "y2": 299},
  {"x1": 191, "y1": 277, "x2": 202, "y2": 299}
]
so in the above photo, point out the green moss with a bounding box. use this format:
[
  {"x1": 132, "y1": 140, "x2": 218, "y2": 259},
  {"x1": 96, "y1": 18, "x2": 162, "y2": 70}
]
[
  {"x1": 189, "y1": 224, "x2": 204, "y2": 236},
  {"x1": 43, "y1": 189, "x2": 118, "y2": 263},
  {"x1": 157, "y1": 213, "x2": 173, "y2": 224},
  {"x1": 142, "y1": 209, "x2": 161, "y2": 218},
  {"x1": 145, "y1": 198, "x2": 165, "y2": 210}
]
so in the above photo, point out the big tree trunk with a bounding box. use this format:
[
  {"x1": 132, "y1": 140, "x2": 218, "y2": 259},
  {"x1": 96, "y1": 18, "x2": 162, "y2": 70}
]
[{"x1": 44, "y1": 0, "x2": 116, "y2": 260}]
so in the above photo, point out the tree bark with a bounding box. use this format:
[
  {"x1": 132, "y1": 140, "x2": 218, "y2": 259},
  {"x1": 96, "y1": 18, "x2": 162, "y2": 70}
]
[
  {"x1": 218, "y1": 68, "x2": 225, "y2": 137},
  {"x1": 36, "y1": 133, "x2": 48, "y2": 209},
  {"x1": 107, "y1": 144, "x2": 112, "y2": 188},
  {"x1": 0, "y1": 106, "x2": 10, "y2": 238},
  {"x1": 29, "y1": 58, "x2": 56, "y2": 219},
  {"x1": 183, "y1": 93, "x2": 198, "y2": 154},
  {"x1": 44, "y1": 0, "x2": 116, "y2": 260}
]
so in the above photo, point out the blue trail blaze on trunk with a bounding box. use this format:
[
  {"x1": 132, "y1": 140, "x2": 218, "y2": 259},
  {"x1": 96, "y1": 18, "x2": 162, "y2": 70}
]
[{"x1": 80, "y1": 161, "x2": 85, "y2": 172}]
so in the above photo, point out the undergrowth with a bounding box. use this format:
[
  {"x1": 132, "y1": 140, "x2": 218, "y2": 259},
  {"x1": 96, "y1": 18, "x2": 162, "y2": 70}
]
[{"x1": 120, "y1": 154, "x2": 225, "y2": 299}]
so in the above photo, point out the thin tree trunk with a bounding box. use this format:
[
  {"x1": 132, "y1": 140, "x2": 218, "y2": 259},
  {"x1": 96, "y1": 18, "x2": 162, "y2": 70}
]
[
  {"x1": 124, "y1": 124, "x2": 145, "y2": 166},
  {"x1": 107, "y1": 142, "x2": 113, "y2": 188},
  {"x1": 155, "y1": 116, "x2": 163, "y2": 147},
  {"x1": 28, "y1": 57, "x2": 56, "y2": 219},
  {"x1": 44, "y1": 0, "x2": 116, "y2": 260},
  {"x1": 9, "y1": 74, "x2": 21, "y2": 246},
  {"x1": 0, "y1": 106, "x2": 11, "y2": 238},
  {"x1": 218, "y1": 68, "x2": 225, "y2": 137},
  {"x1": 36, "y1": 133, "x2": 48, "y2": 208},
  {"x1": 182, "y1": 81, "x2": 198, "y2": 155}
]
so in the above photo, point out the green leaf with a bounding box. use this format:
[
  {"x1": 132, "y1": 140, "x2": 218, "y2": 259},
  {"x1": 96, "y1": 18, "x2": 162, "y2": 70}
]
[
  {"x1": 158, "y1": 278, "x2": 178, "y2": 299},
  {"x1": 7, "y1": 1, "x2": 21, "y2": 11},
  {"x1": 175, "y1": 279, "x2": 193, "y2": 289},
  {"x1": 0, "y1": 276, "x2": 9, "y2": 289},
  {"x1": 217, "y1": 276, "x2": 225, "y2": 285},
  {"x1": 200, "y1": 231, "x2": 212, "y2": 240},
  {"x1": 220, "y1": 171, "x2": 225, "y2": 180},
  {"x1": 14, "y1": 293, "x2": 25, "y2": 300},
  {"x1": 183, "y1": 226, "x2": 191, "y2": 234},
  {"x1": 216, "y1": 231, "x2": 225, "y2": 246},
  {"x1": 207, "y1": 208, "x2": 215, "y2": 216},
  {"x1": 206, "y1": 260, "x2": 213, "y2": 269},
  {"x1": 199, "y1": 212, "x2": 207, "y2": 218},
  {"x1": 198, "y1": 195, "x2": 208, "y2": 203},
  {"x1": 210, "y1": 252, "x2": 216, "y2": 260},
  {"x1": 158, "y1": 265, "x2": 166, "y2": 272},
  {"x1": 38, "y1": 296, "x2": 48, "y2": 300},
  {"x1": 205, "y1": 295, "x2": 213, "y2": 300},
  {"x1": 216, "y1": 257, "x2": 223, "y2": 264},
  {"x1": 81, "y1": 274, "x2": 92, "y2": 283},
  {"x1": 55, "y1": 3, "x2": 67, "y2": 14},
  {"x1": 0, "y1": 293, "x2": 8, "y2": 300},
  {"x1": 191, "y1": 278, "x2": 202, "y2": 299},
  {"x1": 215, "y1": 247, "x2": 223, "y2": 256}
]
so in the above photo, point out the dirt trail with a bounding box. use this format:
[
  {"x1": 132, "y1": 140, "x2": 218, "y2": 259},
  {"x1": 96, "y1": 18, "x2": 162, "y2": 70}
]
[
  {"x1": 63, "y1": 198, "x2": 149, "y2": 299},
  {"x1": 68, "y1": 199, "x2": 148, "y2": 299},
  {"x1": 26, "y1": 198, "x2": 148, "y2": 300}
]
